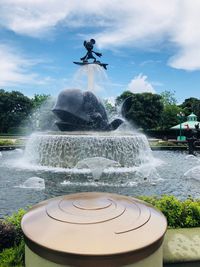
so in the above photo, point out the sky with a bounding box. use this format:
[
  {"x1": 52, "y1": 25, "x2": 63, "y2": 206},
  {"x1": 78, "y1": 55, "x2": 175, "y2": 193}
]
[{"x1": 0, "y1": 0, "x2": 200, "y2": 104}]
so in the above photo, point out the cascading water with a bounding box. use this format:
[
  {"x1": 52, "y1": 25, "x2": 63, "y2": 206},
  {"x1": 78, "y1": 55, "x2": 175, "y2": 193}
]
[
  {"x1": 73, "y1": 64, "x2": 108, "y2": 92},
  {"x1": 24, "y1": 132, "x2": 152, "y2": 168},
  {"x1": 23, "y1": 131, "x2": 160, "y2": 183}
]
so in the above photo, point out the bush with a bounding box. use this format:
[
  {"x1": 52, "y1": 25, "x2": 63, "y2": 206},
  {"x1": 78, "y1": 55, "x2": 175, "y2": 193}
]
[
  {"x1": 0, "y1": 221, "x2": 16, "y2": 252},
  {"x1": 0, "y1": 209, "x2": 26, "y2": 267},
  {"x1": 139, "y1": 195, "x2": 200, "y2": 228},
  {"x1": 0, "y1": 240, "x2": 25, "y2": 267},
  {"x1": 5, "y1": 209, "x2": 27, "y2": 245},
  {"x1": 0, "y1": 139, "x2": 15, "y2": 146}
]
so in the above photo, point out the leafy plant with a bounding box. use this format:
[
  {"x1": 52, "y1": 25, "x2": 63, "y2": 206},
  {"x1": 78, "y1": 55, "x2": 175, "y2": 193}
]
[
  {"x1": 0, "y1": 209, "x2": 26, "y2": 266},
  {"x1": 0, "y1": 221, "x2": 16, "y2": 252},
  {"x1": 0, "y1": 240, "x2": 25, "y2": 267},
  {"x1": 5, "y1": 209, "x2": 27, "y2": 245},
  {"x1": 0, "y1": 139, "x2": 15, "y2": 146},
  {"x1": 139, "y1": 195, "x2": 200, "y2": 228}
]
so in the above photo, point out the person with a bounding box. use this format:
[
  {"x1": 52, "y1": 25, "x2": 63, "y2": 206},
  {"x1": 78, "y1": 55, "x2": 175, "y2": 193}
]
[
  {"x1": 195, "y1": 123, "x2": 199, "y2": 130},
  {"x1": 80, "y1": 39, "x2": 102, "y2": 62}
]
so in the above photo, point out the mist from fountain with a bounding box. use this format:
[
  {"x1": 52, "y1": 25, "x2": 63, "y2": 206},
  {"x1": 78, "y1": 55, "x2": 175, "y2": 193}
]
[{"x1": 73, "y1": 64, "x2": 108, "y2": 93}]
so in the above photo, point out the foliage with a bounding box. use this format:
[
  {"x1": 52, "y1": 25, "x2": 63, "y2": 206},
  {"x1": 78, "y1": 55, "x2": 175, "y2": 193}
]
[
  {"x1": 5, "y1": 209, "x2": 26, "y2": 246},
  {"x1": 0, "y1": 240, "x2": 25, "y2": 267},
  {"x1": 116, "y1": 90, "x2": 134, "y2": 106},
  {"x1": 0, "y1": 221, "x2": 16, "y2": 252},
  {"x1": 159, "y1": 104, "x2": 183, "y2": 130},
  {"x1": 0, "y1": 90, "x2": 33, "y2": 133},
  {"x1": 139, "y1": 195, "x2": 200, "y2": 228},
  {"x1": 31, "y1": 94, "x2": 50, "y2": 109},
  {"x1": 160, "y1": 90, "x2": 177, "y2": 106},
  {"x1": 29, "y1": 96, "x2": 56, "y2": 131},
  {"x1": 180, "y1": 97, "x2": 200, "y2": 118},
  {"x1": 0, "y1": 209, "x2": 26, "y2": 266},
  {"x1": 116, "y1": 91, "x2": 164, "y2": 130},
  {"x1": 0, "y1": 139, "x2": 15, "y2": 146},
  {"x1": 0, "y1": 90, "x2": 54, "y2": 134},
  {"x1": 103, "y1": 99, "x2": 117, "y2": 118}
]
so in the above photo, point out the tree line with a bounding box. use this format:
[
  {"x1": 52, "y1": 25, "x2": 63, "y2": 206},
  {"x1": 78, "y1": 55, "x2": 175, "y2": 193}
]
[
  {"x1": 112, "y1": 90, "x2": 200, "y2": 131},
  {"x1": 0, "y1": 88, "x2": 199, "y2": 134},
  {"x1": 0, "y1": 89, "x2": 50, "y2": 133}
]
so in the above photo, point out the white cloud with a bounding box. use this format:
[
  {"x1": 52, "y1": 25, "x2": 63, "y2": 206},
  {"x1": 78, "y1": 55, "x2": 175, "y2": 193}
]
[
  {"x1": 167, "y1": 1, "x2": 200, "y2": 70},
  {"x1": 1, "y1": 0, "x2": 200, "y2": 70},
  {"x1": 127, "y1": 74, "x2": 155, "y2": 94},
  {"x1": 0, "y1": 44, "x2": 53, "y2": 86}
]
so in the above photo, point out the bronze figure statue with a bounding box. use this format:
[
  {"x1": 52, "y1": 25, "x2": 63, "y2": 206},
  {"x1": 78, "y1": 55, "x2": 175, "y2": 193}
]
[
  {"x1": 80, "y1": 39, "x2": 102, "y2": 63},
  {"x1": 73, "y1": 38, "x2": 108, "y2": 70}
]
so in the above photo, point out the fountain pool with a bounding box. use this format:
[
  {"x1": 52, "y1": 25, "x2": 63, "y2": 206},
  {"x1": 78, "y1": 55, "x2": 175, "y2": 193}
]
[{"x1": 0, "y1": 138, "x2": 200, "y2": 217}]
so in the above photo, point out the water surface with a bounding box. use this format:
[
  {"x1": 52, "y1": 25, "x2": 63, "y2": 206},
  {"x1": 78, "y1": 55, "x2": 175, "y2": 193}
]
[{"x1": 0, "y1": 149, "x2": 200, "y2": 217}]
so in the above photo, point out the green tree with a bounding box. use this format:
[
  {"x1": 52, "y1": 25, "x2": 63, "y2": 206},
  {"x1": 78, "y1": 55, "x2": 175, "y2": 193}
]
[
  {"x1": 30, "y1": 95, "x2": 56, "y2": 131},
  {"x1": 160, "y1": 90, "x2": 177, "y2": 106},
  {"x1": 103, "y1": 99, "x2": 117, "y2": 118},
  {"x1": 116, "y1": 91, "x2": 134, "y2": 106},
  {"x1": 116, "y1": 91, "x2": 164, "y2": 130},
  {"x1": 180, "y1": 97, "x2": 200, "y2": 118},
  {"x1": 159, "y1": 90, "x2": 182, "y2": 129},
  {"x1": 31, "y1": 94, "x2": 50, "y2": 108},
  {"x1": 0, "y1": 89, "x2": 33, "y2": 133},
  {"x1": 159, "y1": 104, "x2": 182, "y2": 129}
]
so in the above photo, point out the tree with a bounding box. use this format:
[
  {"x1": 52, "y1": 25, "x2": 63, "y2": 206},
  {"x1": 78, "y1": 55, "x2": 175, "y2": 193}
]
[
  {"x1": 30, "y1": 94, "x2": 56, "y2": 131},
  {"x1": 116, "y1": 91, "x2": 134, "y2": 106},
  {"x1": 159, "y1": 104, "x2": 182, "y2": 129},
  {"x1": 160, "y1": 90, "x2": 177, "y2": 106},
  {"x1": 159, "y1": 90, "x2": 182, "y2": 129},
  {"x1": 103, "y1": 99, "x2": 117, "y2": 118},
  {"x1": 0, "y1": 89, "x2": 33, "y2": 133},
  {"x1": 31, "y1": 94, "x2": 50, "y2": 109},
  {"x1": 116, "y1": 91, "x2": 164, "y2": 130},
  {"x1": 180, "y1": 97, "x2": 200, "y2": 119}
]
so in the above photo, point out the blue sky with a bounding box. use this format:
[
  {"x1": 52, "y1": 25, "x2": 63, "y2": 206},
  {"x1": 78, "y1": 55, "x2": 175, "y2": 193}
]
[{"x1": 0, "y1": 0, "x2": 200, "y2": 104}]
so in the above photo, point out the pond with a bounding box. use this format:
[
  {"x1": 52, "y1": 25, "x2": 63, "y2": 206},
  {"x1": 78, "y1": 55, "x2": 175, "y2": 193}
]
[{"x1": 0, "y1": 149, "x2": 200, "y2": 218}]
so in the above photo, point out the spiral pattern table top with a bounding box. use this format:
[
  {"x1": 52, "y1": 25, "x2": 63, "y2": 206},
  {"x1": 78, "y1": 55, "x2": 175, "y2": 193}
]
[{"x1": 22, "y1": 192, "x2": 167, "y2": 256}]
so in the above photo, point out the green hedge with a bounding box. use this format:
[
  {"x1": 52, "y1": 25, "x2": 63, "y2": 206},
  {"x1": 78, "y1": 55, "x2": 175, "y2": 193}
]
[
  {"x1": 0, "y1": 139, "x2": 24, "y2": 146},
  {"x1": 139, "y1": 195, "x2": 200, "y2": 228},
  {"x1": 0, "y1": 139, "x2": 15, "y2": 146},
  {"x1": 0, "y1": 196, "x2": 200, "y2": 266}
]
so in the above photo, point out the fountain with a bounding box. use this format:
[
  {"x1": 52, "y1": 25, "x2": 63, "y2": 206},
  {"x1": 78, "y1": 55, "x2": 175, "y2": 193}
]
[
  {"x1": 23, "y1": 39, "x2": 160, "y2": 184},
  {"x1": 15, "y1": 177, "x2": 45, "y2": 190},
  {"x1": 1, "y1": 40, "x2": 200, "y2": 225}
]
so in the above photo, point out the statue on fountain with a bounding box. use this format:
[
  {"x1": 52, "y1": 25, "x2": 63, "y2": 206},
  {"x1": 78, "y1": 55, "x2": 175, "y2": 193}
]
[
  {"x1": 73, "y1": 38, "x2": 108, "y2": 70},
  {"x1": 52, "y1": 39, "x2": 127, "y2": 131},
  {"x1": 80, "y1": 39, "x2": 102, "y2": 62}
]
